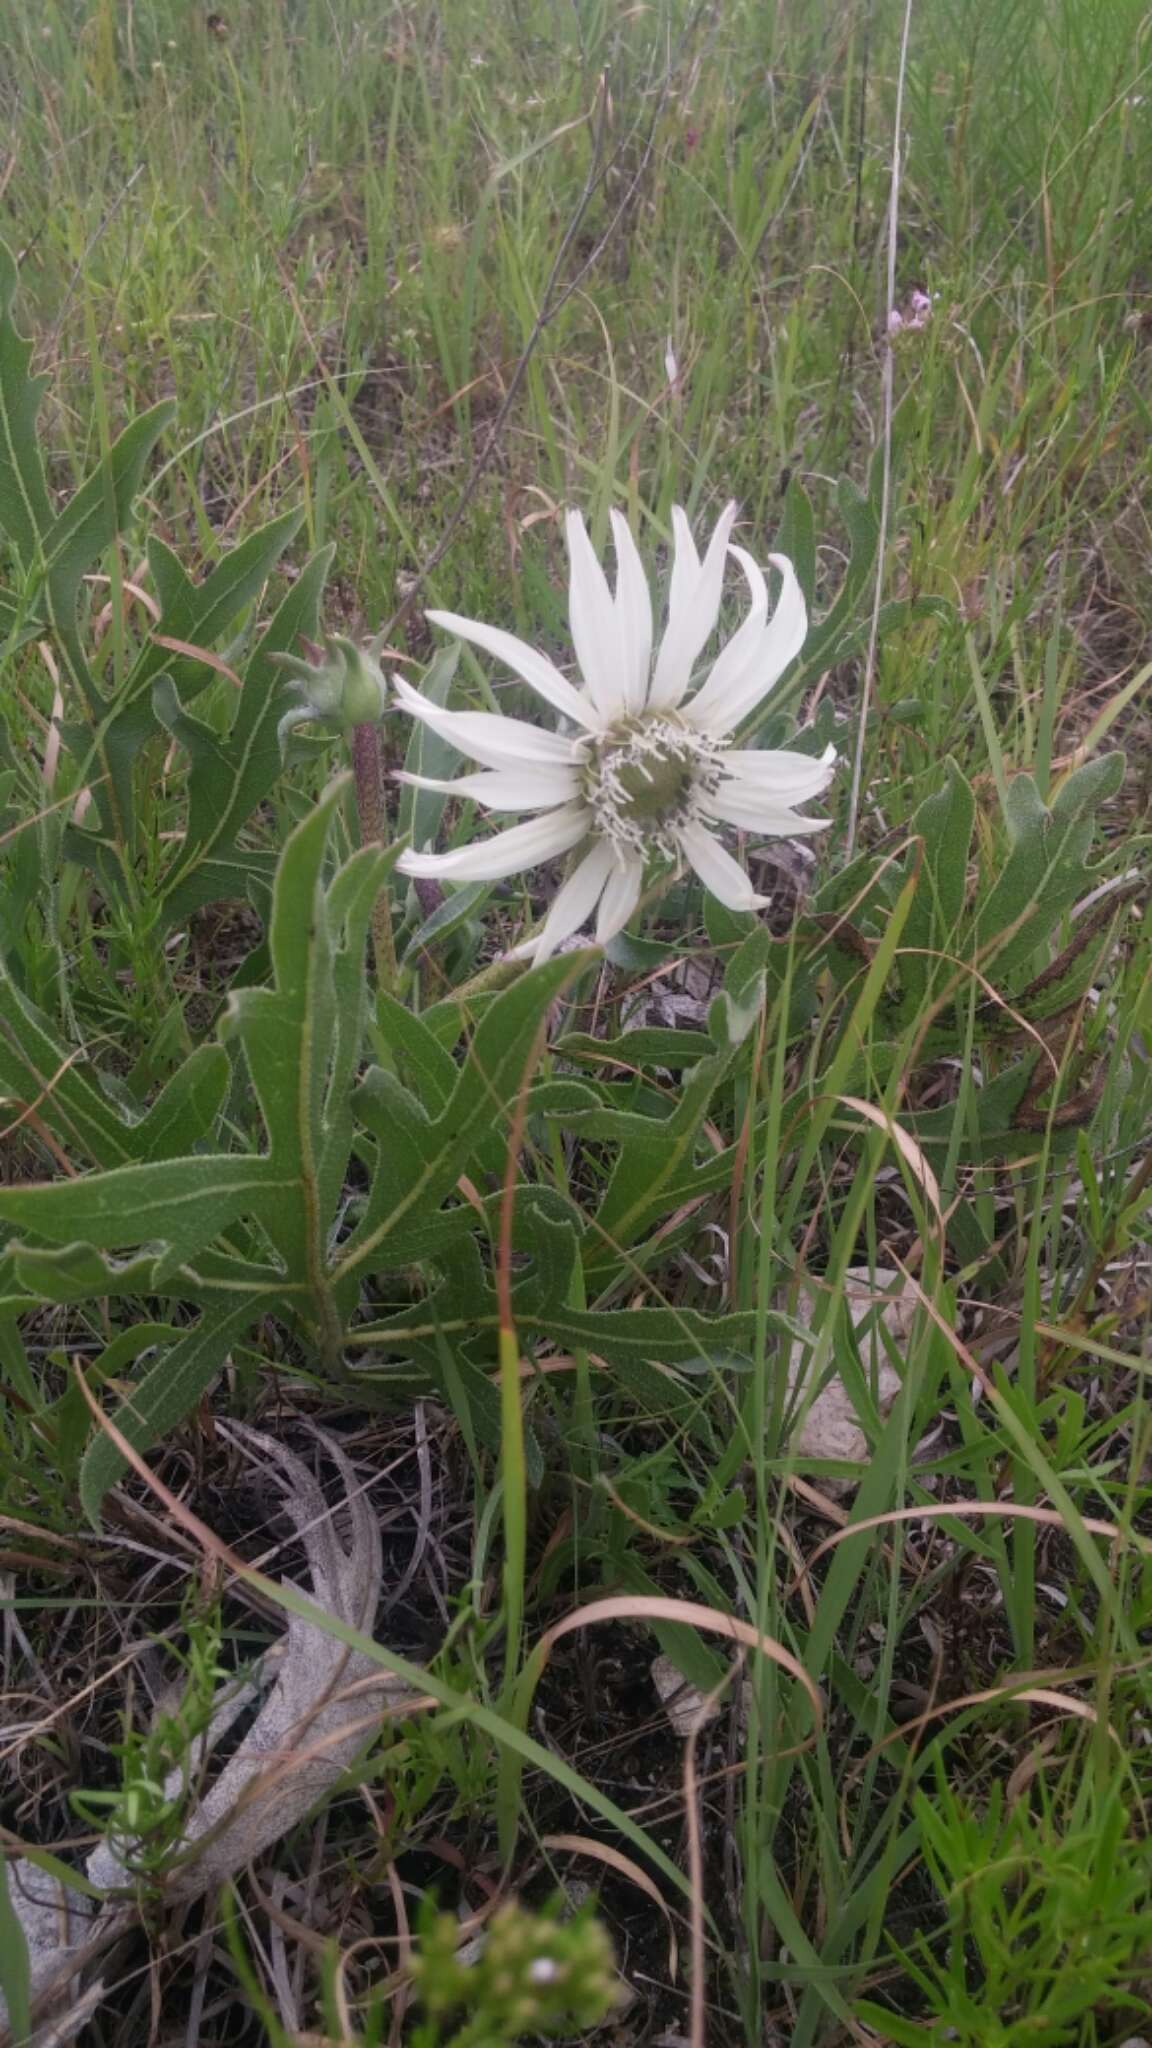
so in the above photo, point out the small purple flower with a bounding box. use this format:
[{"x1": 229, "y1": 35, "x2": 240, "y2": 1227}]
[{"x1": 888, "y1": 287, "x2": 937, "y2": 338}]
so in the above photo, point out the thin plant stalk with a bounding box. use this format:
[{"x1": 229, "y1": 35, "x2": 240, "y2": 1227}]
[{"x1": 350, "y1": 719, "x2": 398, "y2": 991}]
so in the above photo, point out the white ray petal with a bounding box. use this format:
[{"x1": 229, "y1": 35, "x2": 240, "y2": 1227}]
[
  {"x1": 700, "y1": 786, "x2": 832, "y2": 836},
  {"x1": 522, "y1": 839, "x2": 617, "y2": 962},
  {"x1": 686, "y1": 552, "x2": 807, "y2": 732},
  {"x1": 425, "y1": 608, "x2": 596, "y2": 729},
  {"x1": 595, "y1": 851, "x2": 644, "y2": 944},
  {"x1": 718, "y1": 742, "x2": 837, "y2": 797},
  {"x1": 649, "y1": 499, "x2": 738, "y2": 710},
  {"x1": 676, "y1": 818, "x2": 770, "y2": 912},
  {"x1": 681, "y1": 544, "x2": 768, "y2": 729},
  {"x1": 566, "y1": 511, "x2": 626, "y2": 722},
  {"x1": 392, "y1": 674, "x2": 577, "y2": 771},
  {"x1": 397, "y1": 804, "x2": 589, "y2": 882},
  {"x1": 609, "y1": 511, "x2": 654, "y2": 711},
  {"x1": 394, "y1": 766, "x2": 580, "y2": 813},
  {"x1": 666, "y1": 505, "x2": 702, "y2": 624}
]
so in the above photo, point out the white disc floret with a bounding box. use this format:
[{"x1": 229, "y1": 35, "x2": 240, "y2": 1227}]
[{"x1": 579, "y1": 712, "x2": 725, "y2": 862}]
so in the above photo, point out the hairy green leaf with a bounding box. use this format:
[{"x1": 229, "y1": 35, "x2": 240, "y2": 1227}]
[
  {"x1": 158, "y1": 546, "x2": 334, "y2": 921},
  {"x1": 79, "y1": 1299, "x2": 268, "y2": 1522},
  {"x1": 0, "y1": 239, "x2": 52, "y2": 562}
]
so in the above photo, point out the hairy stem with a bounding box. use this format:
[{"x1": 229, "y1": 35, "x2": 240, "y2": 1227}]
[{"x1": 350, "y1": 720, "x2": 397, "y2": 992}]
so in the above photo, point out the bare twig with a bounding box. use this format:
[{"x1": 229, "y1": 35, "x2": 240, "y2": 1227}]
[{"x1": 843, "y1": 0, "x2": 916, "y2": 861}]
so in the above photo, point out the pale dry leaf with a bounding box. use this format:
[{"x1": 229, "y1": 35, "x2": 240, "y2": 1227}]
[
  {"x1": 619, "y1": 953, "x2": 722, "y2": 1036},
  {"x1": 9, "y1": 1977, "x2": 108, "y2": 2048},
  {"x1": 650, "y1": 1656, "x2": 755, "y2": 1753},
  {"x1": 0, "y1": 1857, "x2": 110, "y2": 2041},
  {"x1": 650, "y1": 1654, "x2": 719, "y2": 1737},
  {"x1": 2, "y1": 1429, "x2": 412, "y2": 2045},
  {"x1": 130, "y1": 1425, "x2": 406, "y2": 1899},
  {"x1": 786, "y1": 1266, "x2": 911, "y2": 1492}
]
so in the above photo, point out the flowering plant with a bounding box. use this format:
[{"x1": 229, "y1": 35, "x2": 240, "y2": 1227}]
[{"x1": 394, "y1": 505, "x2": 836, "y2": 957}]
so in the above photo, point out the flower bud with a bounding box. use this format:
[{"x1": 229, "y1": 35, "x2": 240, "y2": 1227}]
[
  {"x1": 331, "y1": 634, "x2": 389, "y2": 724},
  {"x1": 274, "y1": 632, "x2": 389, "y2": 751}
]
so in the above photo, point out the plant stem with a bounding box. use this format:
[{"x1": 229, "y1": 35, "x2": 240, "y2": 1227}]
[{"x1": 350, "y1": 720, "x2": 398, "y2": 992}]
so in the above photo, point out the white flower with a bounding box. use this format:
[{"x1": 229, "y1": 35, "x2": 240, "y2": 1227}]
[{"x1": 393, "y1": 504, "x2": 836, "y2": 960}]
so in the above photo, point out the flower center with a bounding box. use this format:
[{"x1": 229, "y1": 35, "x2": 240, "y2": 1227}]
[{"x1": 580, "y1": 713, "x2": 723, "y2": 860}]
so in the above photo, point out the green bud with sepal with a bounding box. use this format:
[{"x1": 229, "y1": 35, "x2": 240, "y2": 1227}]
[{"x1": 274, "y1": 630, "x2": 389, "y2": 751}]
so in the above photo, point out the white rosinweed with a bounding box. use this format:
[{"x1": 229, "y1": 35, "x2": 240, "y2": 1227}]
[{"x1": 393, "y1": 503, "x2": 837, "y2": 959}]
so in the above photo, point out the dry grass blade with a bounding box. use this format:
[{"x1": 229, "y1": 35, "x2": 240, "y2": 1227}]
[
  {"x1": 535, "y1": 1595, "x2": 822, "y2": 1725},
  {"x1": 149, "y1": 634, "x2": 243, "y2": 688},
  {"x1": 679, "y1": 1661, "x2": 744, "y2": 2048},
  {"x1": 836, "y1": 1097, "x2": 943, "y2": 1227},
  {"x1": 865, "y1": 1681, "x2": 1120, "y2": 1761},
  {"x1": 788, "y1": 1499, "x2": 1152, "y2": 1603},
  {"x1": 0, "y1": 1049, "x2": 88, "y2": 1146},
  {"x1": 540, "y1": 1835, "x2": 679, "y2": 1978}
]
